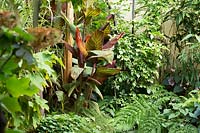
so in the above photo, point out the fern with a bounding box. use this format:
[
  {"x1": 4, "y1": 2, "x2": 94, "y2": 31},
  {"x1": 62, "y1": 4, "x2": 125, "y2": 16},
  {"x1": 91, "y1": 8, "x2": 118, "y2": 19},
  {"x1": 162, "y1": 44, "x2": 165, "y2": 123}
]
[
  {"x1": 113, "y1": 95, "x2": 162, "y2": 132},
  {"x1": 148, "y1": 85, "x2": 178, "y2": 108},
  {"x1": 168, "y1": 123, "x2": 198, "y2": 133}
]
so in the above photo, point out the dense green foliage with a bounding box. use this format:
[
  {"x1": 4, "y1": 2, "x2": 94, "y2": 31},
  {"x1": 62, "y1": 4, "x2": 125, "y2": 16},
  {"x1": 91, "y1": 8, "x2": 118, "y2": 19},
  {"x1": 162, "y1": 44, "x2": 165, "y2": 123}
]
[
  {"x1": 0, "y1": 0, "x2": 200, "y2": 132},
  {"x1": 36, "y1": 112, "x2": 114, "y2": 133}
]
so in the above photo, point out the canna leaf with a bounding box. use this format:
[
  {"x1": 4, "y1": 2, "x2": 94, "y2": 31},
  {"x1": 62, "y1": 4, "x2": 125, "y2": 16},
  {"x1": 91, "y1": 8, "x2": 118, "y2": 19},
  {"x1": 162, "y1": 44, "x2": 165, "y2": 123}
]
[
  {"x1": 63, "y1": 81, "x2": 80, "y2": 97},
  {"x1": 87, "y1": 83, "x2": 103, "y2": 99},
  {"x1": 71, "y1": 66, "x2": 84, "y2": 80},
  {"x1": 93, "y1": 85, "x2": 103, "y2": 99},
  {"x1": 61, "y1": 11, "x2": 76, "y2": 37},
  {"x1": 76, "y1": 27, "x2": 88, "y2": 57},
  {"x1": 92, "y1": 67, "x2": 121, "y2": 83},
  {"x1": 63, "y1": 41, "x2": 77, "y2": 56},
  {"x1": 95, "y1": 67, "x2": 121, "y2": 76},
  {"x1": 103, "y1": 32, "x2": 124, "y2": 49},
  {"x1": 88, "y1": 50, "x2": 114, "y2": 63},
  {"x1": 86, "y1": 30, "x2": 104, "y2": 50}
]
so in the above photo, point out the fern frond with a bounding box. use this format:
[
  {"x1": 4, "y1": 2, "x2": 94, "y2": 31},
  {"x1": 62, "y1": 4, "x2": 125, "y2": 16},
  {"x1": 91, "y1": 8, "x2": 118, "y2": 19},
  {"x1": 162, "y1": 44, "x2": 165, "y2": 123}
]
[
  {"x1": 168, "y1": 123, "x2": 198, "y2": 133},
  {"x1": 114, "y1": 95, "x2": 162, "y2": 132}
]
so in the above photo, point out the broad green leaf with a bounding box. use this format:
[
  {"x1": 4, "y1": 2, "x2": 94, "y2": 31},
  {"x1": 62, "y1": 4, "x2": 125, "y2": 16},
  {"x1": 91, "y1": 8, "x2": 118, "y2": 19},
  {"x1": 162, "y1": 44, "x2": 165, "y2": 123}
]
[
  {"x1": 89, "y1": 50, "x2": 114, "y2": 63},
  {"x1": 34, "y1": 51, "x2": 56, "y2": 77},
  {"x1": 56, "y1": 91, "x2": 64, "y2": 102},
  {"x1": 29, "y1": 73, "x2": 47, "y2": 90},
  {"x1": 13, "y1": 27, "x2": 34, "y2": 41},
  {"x1": 2, "y1": 57, "x2": 19, "y2": 75},
  {"x1": 1, "y1": 96, "x2": 21, "y2": 113},
  {"x1": 168, "y1": 112, "x2": 180, "y2": 119},
  {"x1": 35, "y1": 95, "x2": 49, "y2": 111},
  {"x1": 6, "y1": 76, "x2": 29, "y2": 97},
  {"x1": 86, "y1": 30, "x2": 104, "y2": 50},
  {"x1": 71, "y1": 66, "x2": 84, "y2": 80},
  {"x1": 6, "y1": 76, "x2": 39, "y2": 97}
]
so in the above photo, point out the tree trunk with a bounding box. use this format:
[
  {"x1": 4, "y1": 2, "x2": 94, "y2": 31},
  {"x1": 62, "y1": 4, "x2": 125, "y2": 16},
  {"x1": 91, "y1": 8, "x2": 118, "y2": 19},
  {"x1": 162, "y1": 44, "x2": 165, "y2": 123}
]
[{"x1": 63, "y1": 2, "x2": 74, "y2": 84}]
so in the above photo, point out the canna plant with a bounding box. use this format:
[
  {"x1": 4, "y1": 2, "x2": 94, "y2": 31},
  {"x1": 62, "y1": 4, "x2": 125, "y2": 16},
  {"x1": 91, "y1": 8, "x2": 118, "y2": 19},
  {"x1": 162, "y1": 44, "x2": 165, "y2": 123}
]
[{"x1": 64, "y1": 23, "x2": 124, "y2": 112}]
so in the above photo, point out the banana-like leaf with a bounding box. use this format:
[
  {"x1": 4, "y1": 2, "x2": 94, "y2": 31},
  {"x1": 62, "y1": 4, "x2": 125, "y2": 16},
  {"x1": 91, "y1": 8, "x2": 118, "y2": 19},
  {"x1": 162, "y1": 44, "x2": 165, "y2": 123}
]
[
  {"x1": 86, "y1": 82, "x2": 103, "y2": 99},
  {"x1": 86, "y1": 30, "x2": 104, "y2": 50},
  {"x1": 76, "y1": 28, "x2": 88, "y2": 57},
  {"x1": 93, "y1": 84, "x2": 103, "y2": 100},
  {"x1": 61, "y1": 11, "x2": 76, "y2": 37},
  {"x1": 103, "y1": 32, "x2": 125, "y2": 49},
  {"x1": 63, "y1": 41, "x2": 77, "y2": 56},
  {"x1": 87, "y1": 77, "x2": 102, "y2": 85},
  {"x1": 88, "y1": 50, "x2": 114, "y2": 63},
  {"x1": 92, "y1": 67, "x2": 121, "y2": 83},
  {"x1": 63, "y1": 81, "x2": 80, "y2": 97},
  {"x1": 95, "y1": 67, "x2": 121, "y2": 76},
  {"x1": 71, "y1": 66, "x2": 84, "y2": 80},
  {"x1": 85, "y1": 7, "x2": 101, "y2": 18}
]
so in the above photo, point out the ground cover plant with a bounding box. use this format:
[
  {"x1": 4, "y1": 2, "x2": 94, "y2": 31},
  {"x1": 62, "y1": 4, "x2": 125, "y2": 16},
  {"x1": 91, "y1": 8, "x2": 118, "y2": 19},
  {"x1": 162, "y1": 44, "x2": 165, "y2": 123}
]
[{"x1": 0, "y1": 0, "x2": 200, "y2": 133}]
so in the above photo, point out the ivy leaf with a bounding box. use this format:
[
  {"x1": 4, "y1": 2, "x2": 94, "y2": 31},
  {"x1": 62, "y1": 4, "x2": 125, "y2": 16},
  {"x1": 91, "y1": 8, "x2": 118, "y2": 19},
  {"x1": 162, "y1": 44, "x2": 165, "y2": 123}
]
[{"x1": 86, "y1": 30, "x2": 104, "y2": 50}]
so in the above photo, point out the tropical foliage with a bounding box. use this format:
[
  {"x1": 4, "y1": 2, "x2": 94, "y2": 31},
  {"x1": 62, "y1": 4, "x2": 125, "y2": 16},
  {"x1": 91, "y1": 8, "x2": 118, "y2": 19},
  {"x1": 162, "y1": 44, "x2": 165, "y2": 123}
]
[{"x1": 0, "y1": 0, "x2": 200, "y2": 132}]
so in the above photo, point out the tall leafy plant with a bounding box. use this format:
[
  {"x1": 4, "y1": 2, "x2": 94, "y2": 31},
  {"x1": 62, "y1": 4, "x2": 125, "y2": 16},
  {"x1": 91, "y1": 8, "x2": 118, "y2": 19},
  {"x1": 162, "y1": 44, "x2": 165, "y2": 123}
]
[
  {"x1": 64, "y1": 25, "x2": 123, "y2": 112},
  {"x1": 162, "y1": 0, "x2": 200, "y2": 94},
  {"x1": 0, "y1": 11, "x2": 63, "y2": 131}
]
